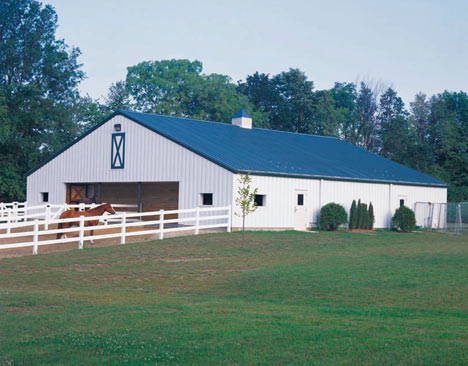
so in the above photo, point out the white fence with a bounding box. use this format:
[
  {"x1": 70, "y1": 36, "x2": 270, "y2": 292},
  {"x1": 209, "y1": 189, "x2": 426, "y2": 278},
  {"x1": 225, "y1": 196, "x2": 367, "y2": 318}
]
[
  {"x1": 0, "y1": 205, "x2": 231, "y2": 255},
  {"x1": 0, "y1": 202, "x2": 138, "y2": 231}
]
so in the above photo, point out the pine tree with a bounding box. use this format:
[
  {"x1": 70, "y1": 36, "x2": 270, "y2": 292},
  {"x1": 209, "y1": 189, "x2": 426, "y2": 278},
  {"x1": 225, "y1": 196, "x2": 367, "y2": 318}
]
[
  {"x1": 369, "y1": 202, "x2": 375, "y2": 230},
  {"x1": 356, "y1": 199, "x2": 362, "y2": 229},
  {"x1": 362, "y1": 204, "x2": 369, "y2": 229},
  {"x1": 349, "y1": 200, "x2": 357, "y2": 230}
]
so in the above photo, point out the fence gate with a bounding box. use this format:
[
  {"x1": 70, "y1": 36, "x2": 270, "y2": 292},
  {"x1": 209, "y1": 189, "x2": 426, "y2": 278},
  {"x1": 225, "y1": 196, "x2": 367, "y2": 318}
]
[{"x1": 414, "y1": 202, "x2": 468, "y2": 234}]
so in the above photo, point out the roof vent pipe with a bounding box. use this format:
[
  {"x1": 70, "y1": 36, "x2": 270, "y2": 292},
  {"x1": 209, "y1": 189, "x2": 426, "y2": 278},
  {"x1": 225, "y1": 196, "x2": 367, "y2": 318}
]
[{"x1": 232, "y1": 110, "x2": 252, "y2": 129}]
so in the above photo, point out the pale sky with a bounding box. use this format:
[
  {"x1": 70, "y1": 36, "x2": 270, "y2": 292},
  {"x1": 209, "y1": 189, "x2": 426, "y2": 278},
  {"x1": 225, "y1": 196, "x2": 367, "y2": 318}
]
[{"x1": 47, "y1": 0, "x2": 468, "y2": 106}]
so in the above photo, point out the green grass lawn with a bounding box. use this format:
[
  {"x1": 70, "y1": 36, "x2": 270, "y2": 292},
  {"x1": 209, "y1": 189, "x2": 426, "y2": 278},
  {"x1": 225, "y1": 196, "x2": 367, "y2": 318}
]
[{"x1": 1, "y1": 230, "x2": 468, "y2": 365}]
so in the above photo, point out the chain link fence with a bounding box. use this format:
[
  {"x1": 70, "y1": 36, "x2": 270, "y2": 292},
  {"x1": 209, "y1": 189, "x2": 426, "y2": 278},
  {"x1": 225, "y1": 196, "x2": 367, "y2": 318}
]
[{"x1": 414, "y1": 202, "x2": 468, "y2": 234}]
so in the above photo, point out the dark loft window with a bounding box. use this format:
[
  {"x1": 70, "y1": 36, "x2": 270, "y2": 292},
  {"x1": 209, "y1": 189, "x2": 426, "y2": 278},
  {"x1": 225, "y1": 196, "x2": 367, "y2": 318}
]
[
  {"x1": 400, "y1": 199, "x2": 405, "y2": 207},
  {"x1": 201, "y1": 193, "x2": 213, "y2": 206},
  {"x1": 297, "y1": 194, "x2": 304, "y2": 206},
  {"x1": 41, "y1": 192, "x2": 49, "y2": 202},
  {"x1": 254, "y1": 194, "x2": 265, "y2": 207}
]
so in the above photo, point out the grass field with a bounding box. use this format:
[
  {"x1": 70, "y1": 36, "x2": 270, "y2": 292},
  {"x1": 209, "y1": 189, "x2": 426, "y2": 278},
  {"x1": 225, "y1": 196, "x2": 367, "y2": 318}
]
[{"x1": 1, "y1": 230, "x2": 468, "y2": 365}]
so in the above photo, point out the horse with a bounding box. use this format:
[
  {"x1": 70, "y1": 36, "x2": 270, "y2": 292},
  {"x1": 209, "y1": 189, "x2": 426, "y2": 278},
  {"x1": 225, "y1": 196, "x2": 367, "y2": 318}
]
[{"x1": 57, "y1": 203, "x2": 116, "y2": 244}]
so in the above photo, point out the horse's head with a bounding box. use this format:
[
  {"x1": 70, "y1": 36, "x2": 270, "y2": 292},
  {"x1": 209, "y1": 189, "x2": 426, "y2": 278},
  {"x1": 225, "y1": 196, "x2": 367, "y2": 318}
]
[{"x1": 105, "y1": 203, "x2": 116, "y2": 214}]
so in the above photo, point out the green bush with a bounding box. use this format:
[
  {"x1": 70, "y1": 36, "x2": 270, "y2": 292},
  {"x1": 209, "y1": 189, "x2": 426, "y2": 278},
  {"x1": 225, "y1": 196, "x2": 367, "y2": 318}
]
[
  {"x1": 369, "y1": 202, "x2": 375, "y2": 229},
  {"x1": 361, "y1": 203, "x2": 369, "y2": 229},
  {"x1": 349, "y1": 200, "x2": 357, "y2": 230},
  {"x1": 356, "y1": 199, "x2": 362, "y2": 229},
  {"x1": 392, "y1": 206, "x2": 416, "y2": 232},
  {"x1": 319, "y1": 203, "x2": 348, "y2": 231}
]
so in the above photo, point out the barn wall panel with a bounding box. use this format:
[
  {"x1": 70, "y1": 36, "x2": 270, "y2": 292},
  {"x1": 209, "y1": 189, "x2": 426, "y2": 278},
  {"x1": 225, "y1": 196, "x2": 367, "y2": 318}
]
[
  {"x1": 231, "y1": 174, "x2": 321, "y2": 228},
  {"x1": 231, "y1": 175, "x2": 447, "y2": 229},
  {"x1": 321, "y1": 180, "x2": 391, "y2": 228},
  {"x1": 27, "y1": 115, "x2": 233, "y2": 210}
]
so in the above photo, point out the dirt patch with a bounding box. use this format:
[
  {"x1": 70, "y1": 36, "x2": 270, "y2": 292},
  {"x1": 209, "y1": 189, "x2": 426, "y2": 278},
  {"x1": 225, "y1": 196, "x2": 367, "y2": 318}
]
[
  {"x1": 348, "y1": 229, "x2": 377, "y2": 234},
  {"x1": 162, "y1": 257, "x2": 216, "y2": 263}
]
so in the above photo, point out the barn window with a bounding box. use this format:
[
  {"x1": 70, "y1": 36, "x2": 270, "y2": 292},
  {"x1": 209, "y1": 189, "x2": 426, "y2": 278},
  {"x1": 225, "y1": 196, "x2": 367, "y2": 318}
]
[
  {"x1": 201, "y1": 193, "x2": 213, "y2": 206},
  {"x1": 297, "y1": 193, "x2": 304, "y2": 206},
  {"x1": 400, "y1": 199, "x2": 405, "y2": 207},
  {"x1": 41, "y1": 192, "x2": 49, "y2": 202},
  {"x1": 111, "y1": 133, "x2": 125, "y2": 169},
  {"x1": 254, "y1": 194, "x2": 266, "y2": 207}
]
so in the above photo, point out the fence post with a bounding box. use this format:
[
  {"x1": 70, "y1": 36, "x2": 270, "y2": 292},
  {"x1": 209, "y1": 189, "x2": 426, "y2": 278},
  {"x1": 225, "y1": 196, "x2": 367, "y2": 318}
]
[
  {"x1": 23, "y1": 201, "x2": 28, "y2": 222},
  {"x1": 195, "y1": 207, "x2": 200, "y2": 235},
  {"x1": 120, "y1": 212, "x2": 126, "y2": 245},
  {"x1": 457, "y1": 204, "x2": 462, "y2": 234},
  {"x1": 79, "y1": 215, "x2": 84, "y2": 249},
  {"x1": 13, "y1": 202, "x2": 18, "y2": 223},
  {"x1": 6, "y1": 211, "x2": 11, "y2": 234},
  {"x1": 227, "y1": 205, "x2": 232, "y2": 232},
  {"x1": 159, "y1": 209, "x2": 164, "y2": 240},
  {"x1": 44, "y1": 204, "x2": 51, "y2": 230},
  {"x1": 79, "y1": 203, "x2": 85, "y2": 212},
  {"x1": 33, "y1": 220, "x2": 39, "y2": 255}
]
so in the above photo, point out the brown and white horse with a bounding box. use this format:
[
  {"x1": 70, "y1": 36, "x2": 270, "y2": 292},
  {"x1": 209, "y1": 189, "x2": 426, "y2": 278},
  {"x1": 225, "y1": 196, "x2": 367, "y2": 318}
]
[{"x1": 57, "y1": 203, "x2": 116, "y2": 244}]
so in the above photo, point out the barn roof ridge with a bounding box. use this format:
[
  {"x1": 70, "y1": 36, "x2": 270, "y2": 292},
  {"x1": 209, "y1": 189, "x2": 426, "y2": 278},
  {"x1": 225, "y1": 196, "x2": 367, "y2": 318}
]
[
  {"x1": 28, "y1": 110, "x2": 448, "y2": 188},
  {"x1": 116, "y1": 109, "x2": 341, "y2": 140}
]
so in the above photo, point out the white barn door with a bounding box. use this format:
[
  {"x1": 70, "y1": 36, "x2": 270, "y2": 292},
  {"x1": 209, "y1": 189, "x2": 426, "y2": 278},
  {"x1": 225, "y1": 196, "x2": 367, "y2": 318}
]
[{"x1": 294, "y1": 190, "x2": 308, "y2": 231}]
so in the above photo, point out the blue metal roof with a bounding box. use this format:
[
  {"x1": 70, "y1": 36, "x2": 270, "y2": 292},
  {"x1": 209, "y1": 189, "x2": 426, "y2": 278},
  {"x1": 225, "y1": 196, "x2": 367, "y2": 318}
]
[
  {"x1": 117, "y1": 110, "x2": 446, "y2": 187},
  {"x1": 232, "y1": 109, "x2": 251, "y2": 118}
]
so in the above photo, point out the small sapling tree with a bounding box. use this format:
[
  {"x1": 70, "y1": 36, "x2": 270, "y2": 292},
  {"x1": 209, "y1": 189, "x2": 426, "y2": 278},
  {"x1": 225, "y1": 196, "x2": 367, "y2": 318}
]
[{"x1": 235, "y1": 173, "x2": 258, "y2": 247}]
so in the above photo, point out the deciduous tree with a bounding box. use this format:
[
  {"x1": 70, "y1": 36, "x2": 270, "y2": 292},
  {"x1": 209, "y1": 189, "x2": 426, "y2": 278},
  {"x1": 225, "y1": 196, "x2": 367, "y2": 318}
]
[{"x1": 0, "y1": 0, "x2": 84, "y2": 201}]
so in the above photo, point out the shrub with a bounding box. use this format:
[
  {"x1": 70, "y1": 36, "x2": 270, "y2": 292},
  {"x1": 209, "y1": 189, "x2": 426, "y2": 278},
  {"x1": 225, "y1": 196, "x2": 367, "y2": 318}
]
[
  {"x1": 319, "y1": 203, "x2": 348, "y2": 231},
  {"x1": 356, "y1": 199, "x2": 362, "y2": 229},
  {"x1": 349, "y1": 200, "x2": 357, "y2": 230},
  {"x1": 348, "y1": 200, "x2": 356, "y2": 230},
  {"x1": 369, "y1": 202, "x2": 375, "y2": 229},
  {"x1": 361, "y1": 203, "x2": 369, "y2": 229},
  {"x1": 392, "y1": 206, "x2": 416, "y2": 232}
]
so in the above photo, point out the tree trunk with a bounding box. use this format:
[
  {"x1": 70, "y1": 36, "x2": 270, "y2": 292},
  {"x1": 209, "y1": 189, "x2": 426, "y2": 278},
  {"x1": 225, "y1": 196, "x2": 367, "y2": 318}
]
[{"x1": 242, "y1": 214, "x2": 245, "y2": 248}]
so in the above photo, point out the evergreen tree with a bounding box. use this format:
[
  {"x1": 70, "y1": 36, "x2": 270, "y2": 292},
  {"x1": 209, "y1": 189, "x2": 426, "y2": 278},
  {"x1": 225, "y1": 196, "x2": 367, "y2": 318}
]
[
  {"x1": 361, "y1": 204, "x2": 369, "y2": 229},
  {"x1": 349, "y1": 200, "x2": 357, "y2": 230},
  {"x1": 356, "y1": 199, "x2": 362, "y2": 229},
  {"x1": 369, "y1": 202, "x2": 375, "y2": 229}
]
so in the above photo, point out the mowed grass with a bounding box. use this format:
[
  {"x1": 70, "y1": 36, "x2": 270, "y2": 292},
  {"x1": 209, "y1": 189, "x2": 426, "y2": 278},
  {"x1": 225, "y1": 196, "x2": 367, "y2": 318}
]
[{"x1": 1, "y1": 231, "x2": 468, "y2": 365}]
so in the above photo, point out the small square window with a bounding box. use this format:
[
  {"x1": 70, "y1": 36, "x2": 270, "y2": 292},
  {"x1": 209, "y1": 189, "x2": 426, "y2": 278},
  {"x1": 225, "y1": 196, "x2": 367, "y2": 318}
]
[
  {"x1": 400, "y1": 199, "x2": 405, "y2": 207},
  {"x1": 297, "y1": 194, "x2": 304, "y2": 206},
  {"x1": 201, "y1": 193, "x2": 213, "y2": 206},
  {"x1": 41, "y1": 192, "x2": 49, "y2": 202},
  {"x1": 254, "y1": 194, "x2": 265, "y2": 207}
]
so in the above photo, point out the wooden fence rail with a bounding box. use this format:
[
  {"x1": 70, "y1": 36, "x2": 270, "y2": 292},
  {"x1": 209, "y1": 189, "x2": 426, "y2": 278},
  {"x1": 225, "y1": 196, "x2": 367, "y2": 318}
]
[{"x1": 0, "y1": 205, "x2": 232, "y2": 255}]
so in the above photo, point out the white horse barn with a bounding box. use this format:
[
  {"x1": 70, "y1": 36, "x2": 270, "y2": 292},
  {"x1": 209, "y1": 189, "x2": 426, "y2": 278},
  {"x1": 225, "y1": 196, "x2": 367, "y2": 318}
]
[{"x1": 27, "y1": 109, "x2": 447, "y2": 229}]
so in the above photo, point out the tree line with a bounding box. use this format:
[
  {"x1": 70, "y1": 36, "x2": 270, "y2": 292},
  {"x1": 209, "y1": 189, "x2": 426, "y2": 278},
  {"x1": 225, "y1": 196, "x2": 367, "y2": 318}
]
[{"x1": 1, "y1": 0, "x2": 467, "y2": 202}]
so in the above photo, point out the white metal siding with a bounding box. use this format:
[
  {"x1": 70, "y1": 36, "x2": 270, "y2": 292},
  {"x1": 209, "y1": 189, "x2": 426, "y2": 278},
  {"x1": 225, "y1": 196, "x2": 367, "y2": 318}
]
[
  {"x1": 231, "y1": 174, "x2": 447, "y2": 229},
  {"x1": 27, "y1": 115, "x2": 234, "y2": 210}
]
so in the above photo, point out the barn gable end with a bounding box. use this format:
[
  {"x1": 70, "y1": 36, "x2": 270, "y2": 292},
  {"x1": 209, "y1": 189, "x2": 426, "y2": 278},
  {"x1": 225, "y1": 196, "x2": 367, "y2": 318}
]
[{"x1": 27, "y1": 115, "x2": 234, "y2": 211}]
